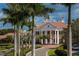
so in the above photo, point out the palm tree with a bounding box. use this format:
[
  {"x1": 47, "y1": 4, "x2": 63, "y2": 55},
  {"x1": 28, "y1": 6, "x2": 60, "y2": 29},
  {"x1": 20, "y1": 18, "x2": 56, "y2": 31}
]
[
  {"x1": 51, "y1": 3, "x2": 75, "y2": 56},
  {"x1": 67, "y1": 4, "x2": 72, "y2": 56},
  {"x1": 1, "y1": 3, "x2": 30, "y2": 56},
  {"x1": 56, "y1": 3, "x2": 75, "y2": 56},
  {"x1": 25, "y1": 3, "x2": 54, "y2": 56},
  {"x1": 62, "y1": 4, "x2": 77, "y2": 56}
]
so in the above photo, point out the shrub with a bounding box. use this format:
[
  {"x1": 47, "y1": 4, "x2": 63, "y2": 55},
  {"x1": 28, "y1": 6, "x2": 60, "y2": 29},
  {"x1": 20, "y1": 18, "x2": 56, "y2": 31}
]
[{"x1": 55, "y1": 49, "x2": 67, "y2": 56}]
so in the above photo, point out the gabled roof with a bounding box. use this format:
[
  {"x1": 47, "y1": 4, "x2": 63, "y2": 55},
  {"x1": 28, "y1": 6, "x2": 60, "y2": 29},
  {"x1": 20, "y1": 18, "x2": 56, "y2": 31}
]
[
  {"x1": 35, "y1": 21, "x2": 67, "y2": 30},
  {"x1": 51, "y1": 22, "x2": 67, "y2": 28}
]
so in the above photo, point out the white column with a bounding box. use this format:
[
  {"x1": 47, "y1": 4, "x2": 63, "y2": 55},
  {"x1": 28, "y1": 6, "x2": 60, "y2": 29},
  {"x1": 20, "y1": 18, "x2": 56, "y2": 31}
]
[
  {"x1": 14, "y1": 25, "x2": 17, "y2": 56},
  {"x1": 41, "y1": 39, "x2": 43, "y2": 44},
  {"x1": 57, "y1": 30, "x2": 59, "y2": 44},
  {"x1": 50, "y1": 39, "x2": 52, "y2": 44},
  {"x1": 41, "y1": 31, "x2": 43, "y2": 44},
  {"x1": 55, "y1": 30, "x2": 57, "y2": 44},
  {"x1": 32, "y1": 30, "x2": 36, "y2": 56},
  {"x1": 45, "y1": 39, "x2": 48, "y2": 44},
  {"x1": 50, "y1": 30, "x2": 52, "y2": 44},
  {"x1": 45, "y1": 31, "x2": 47, "y2": 35},
  {"x1": 45, "y1": 31, "x2": 48, "y2": 44}
]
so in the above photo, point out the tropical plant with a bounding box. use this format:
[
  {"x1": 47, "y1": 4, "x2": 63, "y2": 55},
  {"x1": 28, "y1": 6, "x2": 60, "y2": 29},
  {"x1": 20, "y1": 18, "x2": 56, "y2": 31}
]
[
  {"x1": 62, "y1": 4, "x2": 76, "y2": 56},
  {"x1": 1, "y1": 3, "x2": 54, "y2": 56},
  {"x1": 51, "y1": 3, "x2": 76, "y2": 56},
  {"x1": 1, "y1": 4, "x2": 30, "y2": 56}
]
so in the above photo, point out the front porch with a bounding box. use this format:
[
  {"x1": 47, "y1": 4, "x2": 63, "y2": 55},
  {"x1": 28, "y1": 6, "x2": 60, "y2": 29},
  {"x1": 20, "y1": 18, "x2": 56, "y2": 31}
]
[{"x1": 35, "y1": 30, "x2": 62, "y2": 45}]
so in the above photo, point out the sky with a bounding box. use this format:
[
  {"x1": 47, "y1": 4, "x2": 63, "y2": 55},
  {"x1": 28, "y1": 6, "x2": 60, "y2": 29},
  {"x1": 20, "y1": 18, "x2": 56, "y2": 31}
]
[{"x1": 0, "y1": 3, "x2": 79, "y2": 30}]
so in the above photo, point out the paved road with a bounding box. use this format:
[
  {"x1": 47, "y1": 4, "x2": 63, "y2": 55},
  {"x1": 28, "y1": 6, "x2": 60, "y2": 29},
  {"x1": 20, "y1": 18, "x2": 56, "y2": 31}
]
[
  {"x1": 35, "y1": 47, "x2": 49, "y2": 56},
  {"x1": 26, "y1": 47, "x2": 49, "y2": 56}
]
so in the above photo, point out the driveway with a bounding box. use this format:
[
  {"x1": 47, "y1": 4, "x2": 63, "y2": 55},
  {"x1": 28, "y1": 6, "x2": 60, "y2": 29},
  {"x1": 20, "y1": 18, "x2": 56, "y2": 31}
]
[{"x1": 26, "y1": 45, "x2": 60, "y2": 56}]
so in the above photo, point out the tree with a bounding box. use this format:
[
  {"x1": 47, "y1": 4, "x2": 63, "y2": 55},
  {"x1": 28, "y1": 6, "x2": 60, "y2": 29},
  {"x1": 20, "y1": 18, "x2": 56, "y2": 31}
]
[
  {"x1": 25, "y1": 3, "x2": 54, "y2": 56},
  {"x1": 72, "y1": 18, "x2": 79, "y2": 45},
  {"x1": 51, "y1": 3, "x2": 75, "y2": 56},
  {"x1": 61, "y1": 3, "x2": 76, "y2": 56}
]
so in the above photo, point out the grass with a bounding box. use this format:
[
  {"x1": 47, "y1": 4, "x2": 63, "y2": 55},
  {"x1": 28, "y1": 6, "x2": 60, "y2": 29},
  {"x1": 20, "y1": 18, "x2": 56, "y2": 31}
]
[{"x1": 48, "y1": 49, "x2": 56, "y2": 56}]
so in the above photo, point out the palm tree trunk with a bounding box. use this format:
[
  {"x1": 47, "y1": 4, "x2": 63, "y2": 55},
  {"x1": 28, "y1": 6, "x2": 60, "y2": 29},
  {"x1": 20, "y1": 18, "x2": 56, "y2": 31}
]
[
  {"x1": 28, "y1": 40, "x2": 30, "y2": 48},
  {"x1": 16, "y1": 25, "x2": 21, "y2": 56},
  {"x1": 32, "y1": 15, "x2": 35, "y2": 56},
  {"x1": 14, "y1": 25, "x2": 17, "y2": 56},
  {"x1": 68, "y1": 4, "x2": 72, "y2": 56},
  {"x1": 18, "y1": 25, "x2": 21, "y2": 56},
  {"x1": 28, "y1": 32, "x2": 31, "y2": 48}
]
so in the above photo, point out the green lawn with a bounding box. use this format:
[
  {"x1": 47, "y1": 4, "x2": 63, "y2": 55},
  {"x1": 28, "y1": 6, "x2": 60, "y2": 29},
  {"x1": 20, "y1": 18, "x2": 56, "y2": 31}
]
[{"x1": 48, "y1": 49, "x2": 56, "y2": 56}]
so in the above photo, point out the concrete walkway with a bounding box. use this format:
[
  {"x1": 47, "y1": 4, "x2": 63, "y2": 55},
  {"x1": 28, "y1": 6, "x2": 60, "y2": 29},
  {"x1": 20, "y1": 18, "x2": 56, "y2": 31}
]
[{"x1": 26, "y1": 45, "x2": 60, "y2": 56}]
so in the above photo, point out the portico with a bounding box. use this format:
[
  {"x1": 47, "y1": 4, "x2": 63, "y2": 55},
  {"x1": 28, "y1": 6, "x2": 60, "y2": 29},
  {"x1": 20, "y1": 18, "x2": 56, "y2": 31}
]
[{"x1": 35, "y1": 30, "x2": 60, "y2": 45}]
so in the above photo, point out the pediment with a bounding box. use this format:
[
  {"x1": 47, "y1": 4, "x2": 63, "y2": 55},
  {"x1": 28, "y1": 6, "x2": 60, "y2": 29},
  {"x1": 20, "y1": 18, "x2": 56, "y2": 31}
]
[{"x1": 35, "y1": 23, "x2": 57, "y2": 31}]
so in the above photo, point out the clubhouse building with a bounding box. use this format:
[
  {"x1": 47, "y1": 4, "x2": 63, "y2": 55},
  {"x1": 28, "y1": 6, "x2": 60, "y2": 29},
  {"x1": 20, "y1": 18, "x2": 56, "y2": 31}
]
[{"x1": 34, "y1": 19, "x2": 67, "y2": 45}]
